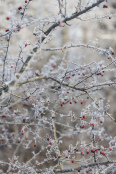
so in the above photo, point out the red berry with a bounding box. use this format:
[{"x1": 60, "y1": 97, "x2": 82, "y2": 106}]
[
  {"x1": 109, "y1": 148, "x2": 112, "y2": 151},
  {"x1": 5, "y1": 29, "x2": 9, "y2": 32},
  {"x1": 103, "y1": 4, "x2": 108, "y2": 8},
  {"x1": 2, "y1": 115, "x2": 7, "y2": 118},
  {"x1": 108, "y1": 56, "x2": 111, "y2": 59},
  {"x1": 12, "y1": 170, "x2": 15, "y2": 173},
  {"x1": 100, "y1": 151, "x2": 105, "y2": 156},
  {"x1": 51, "y1": 63, "x2": 56, "y2": 68},
  {"x1": 65, "y1": 156, "x2": 68, "y2": 158},
  {"x1": 23, "y1": 102, "x2": 29, "y2": 107},
  {"x1": 99, "y1": 138, "x2": 102, "y2": 141},
  {"x1": 25, "y1": 0, "x2": 27, "y2": 3},
  {"x1": 71, "y1": 160, "x2": 74, "y2": 163},
  {"x1": 49, "y1": 142, "x2": 52, "y2": 145},
  {"x1": 61, "y1": 103, "x2": 63, "y2": 107},
  {"x1": 59, "y1": 23, "x2": 63, "y2": 27},
  {"x1": 47, "y1": 138, "x2": 49, "y2": 141},
  {"x1": 81, "y1": 101, "x2": 83, "y2": 104},
  {"x1": 18, "y1": 6, "x2": 22, "y2": 10},
  {"x1": 68, "y1": 150, "x2": 70, "y2": 152},
  {"x1": 51, "y1": 86, "x2": 55, "y2": 89},
  {"x1": 78, "y1": 170, "x2": 80, "y2": 172},
  {"x1": 66, "y1": 76, "x2": 70, "y2": 80},
  {"x1": 109, "y1": 17, "x2": 111, "y2": 19},
  {"x1": 35, "y1": 72, "x2": 39, "y2": 76},
  {"x1": 34, "y1": 144, "x2": 37, "y2": 147},
  {"x1": 100, "y1": 120, "x2": 103, "y2": 123},
  {"x1": 90, "y1": 123, "x2": 94, "y2": 126},
  {"x1": 1, "y1": 114, "x2": 6, "y2": 118},
  {"x1": 74, "y1": 148, "x2": 78, "y2": 151},
  {"x1": 25, "y1": 43, "x2": 27, "y2": 47},
  {"x1": 23, "y1": 119, "x2": 25, "y2": 122},
  {"x1": 91, "y1": 150, "x2": 95, "y2": 153},
  {"x1": 70, "y1": 102, "x2": 72, "y2": 104},
  {"x1": 87, "y1": 151, "x2": 89, "y2": 154},
  {"x1": 111, "y1": 52, "x2": 114, "y2": 55},
  {"x1": 6, "y1": 16, "x2": 10, "y2": 20},
  {"x1": 80, "y1": 125, "x2": 85, "y2": 128},
  {"x1": 73, "y1": 116, "x2": 76, "y2": 119},
  {"x1": 16, "y1": 25, "x2": 21, "y2": 31},
  {"x1": 22, "y1": 131, "x2": 24, "y2": 135},
  {"x1": 81, "y1": 152, "x2": 85, "y2": 156},
  {"x1": 58, "y1": 156, "x2": 61, "y2": 159}
]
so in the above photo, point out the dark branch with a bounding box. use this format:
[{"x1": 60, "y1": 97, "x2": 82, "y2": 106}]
[
  {"x1": 19, "y1": 0, "x2": 105, "y2": 75},
  {"x1": 63, "y1": 0, "x2": 105, "y2": 22},
  {"x1": 53, "y1": 161, "x2": 115, "y2": 173}
]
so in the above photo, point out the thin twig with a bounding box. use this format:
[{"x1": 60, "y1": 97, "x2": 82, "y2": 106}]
[{"x1": 85, "y1": 91, "x2": 115, "y2": 121}]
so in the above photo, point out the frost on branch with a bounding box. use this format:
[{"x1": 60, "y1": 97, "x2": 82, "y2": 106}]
[{"x1": 0, "y1": 0, "x2": 116, "y2": 173}]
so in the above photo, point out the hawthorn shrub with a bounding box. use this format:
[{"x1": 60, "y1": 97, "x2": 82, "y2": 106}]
[{"x1": 0, "y1": 0, "x2": 116, "y2": 173}]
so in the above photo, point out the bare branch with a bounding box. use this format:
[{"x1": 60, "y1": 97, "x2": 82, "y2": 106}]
[
  {"x1": 52, "y1": 161, "x2": 115, "y2": 173},
  {"x1": 18, "y1": 0, "x2": 105, "y2": 76}
]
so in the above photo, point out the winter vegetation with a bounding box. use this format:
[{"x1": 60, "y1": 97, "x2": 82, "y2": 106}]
[{"x1": 0, "y1": 0, "x2": 116, "y2": 173}]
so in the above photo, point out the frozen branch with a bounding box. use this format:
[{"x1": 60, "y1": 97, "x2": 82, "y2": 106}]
[{"x1": 36, "y1": 161, "x2": 116, "y2": 173}]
